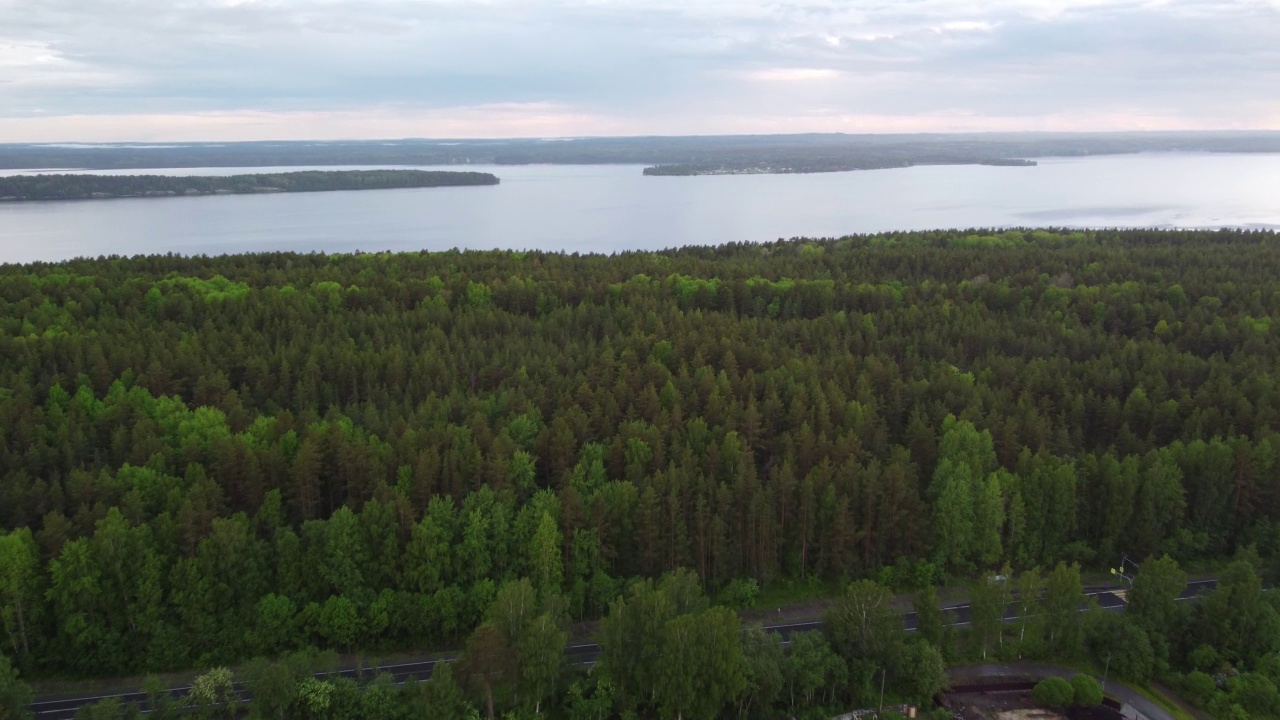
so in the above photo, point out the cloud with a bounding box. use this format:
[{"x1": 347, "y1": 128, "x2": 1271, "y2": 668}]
[
  {"x1": 0, "y1": 103, "x2": 643, "y2": 143},
  {"x1": 748, "y1": 68, "x2": 843, "y2": 82},
  {"x1": 931, "y1": 21, "x2": 998, "y2": 33},
  {"x1": 0, "y1": 38, "x2": 136, "y2": 90},
  {"x1": 0, "y1": 0, "x2": 1276, "y2": 139}
]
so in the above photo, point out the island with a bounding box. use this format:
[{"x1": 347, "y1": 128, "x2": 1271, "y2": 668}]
[{"x1": 0, "y1": 169, "x2": 499, "y2": 202}]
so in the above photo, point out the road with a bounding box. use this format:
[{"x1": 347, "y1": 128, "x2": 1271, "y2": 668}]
[{"x1": 28, "y1": 578, "x2": 1217, "y2": 719}]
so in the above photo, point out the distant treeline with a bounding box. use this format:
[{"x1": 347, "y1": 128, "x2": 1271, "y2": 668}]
[
  {"x1": 0, "y1": 170, "x2": 499, "y2": 202},
  {"x1": 0, "y1": 131, "x2": 1277, "y2": 171}
]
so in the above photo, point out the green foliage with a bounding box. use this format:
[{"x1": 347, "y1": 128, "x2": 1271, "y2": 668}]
[
  {"x1": 242, "y1": 652, "x2": 322, "y2": 720},
  {"x1": 929, "y1": 417, "x2": 1000, "y2": 573},
  {"x1": 405, "y1": 662, "x2": 470, "y2": 720},
  {"x1": 1011, "y1": 568, "x2": 1044, "y2": 657},
  {"x1": 913, "y1": 586, "x2": 949, "y2": 659},
  {"x1": 1031, "y1": 676, "x2": 1075, "y2": 708},
  {"x1": 1192, "y1": 558, "x2": 1280, "y2": 666},
  {"x1": 158, "y1": 275, "x2": 250, "y2": 302},
  {"x1": 564, "y1": 672, "x2": 614, "y2": 720},
  {"x1": 1070, "y1": 674, "x2": 1103, "y2": 707},
  {"x1": 4, "y1": 230, "x2": 1280, "y2": 690},
  {"x1": 825, "y1": 579, "x2": 904, "y2": 700},
  {"x1": 1127, "y1": 554, "x2": 1187, "y2": 668},
  {"x1": 894, "y1": 641, "x2": 949, "y2": 705},
  {"x1": 669, "y1": 274, "x2": 720, "y2": 307},
  {"x1": 598, "y1": 570, "x2": 746, "y2": 719},
  {"x1": 1227, "y1": 672, "x2": 1280, "y2": 717},
  {"x1": 717, "y1": 577, "x2": 760, "y2": 609},
  {"x1": 1043, "y1": 562, "x2": 1084, "y2": 658},
  {"x1": 735, "y1": 626, "x2": 784, "y2": 719},
  {"x1": 1188, "y1": 644, "x2": 1221, "y2": 673},
  {"x1": 1182, "y1": 670, "x2": 1217, "y2": 707},
  {"x1": 465, "y1": 281, "x2": 494, "y2": 308},
  {"x1": 295, "y1": 677, "x2": 334, "y2": 720},
  {"x1": 74, "y1": 697, "x2": 124, "y2": 720},
  {"x1": 316, "y1": 596, "x2": 363, "y2": 649},
  {"x1": 0, "y1": 530, "x2": 40, "y2": 668},
  {"x1": 967, "y1": 575, "x2": 1007, "y2": 660},
  {"x1": 458, "y1": 578, "x2": 567, "y2": 717},
  {"x1": 1207, "y1": 692, "x2": 1250, "y2": 720},
  {"x1": 777, "y1": 631, "x2": 843, "y2": 712},
  {"x1": 949, "y1": 231, "x2": 1027, "y2": 249},
  {"x1": 528, "y1": 511, "x2": 564, "y2": 597},
  {"x1": 0, "y1": 654, "x2": 33, "y2": 720},
  {"x1": 1084, "y1": 611, "x2": 1155, "y2": 683},
  {"x1": 654, "y1": 606, "x2": 746, "y2": 720},
  {"x1": 188, "y1": 667, "x2": 236, "y2": 719}
]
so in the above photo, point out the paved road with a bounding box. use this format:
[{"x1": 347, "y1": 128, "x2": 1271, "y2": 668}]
[
  {"x1": 951, "y1": 663, "x2": 1178, "y2": 720},
  {"x1": 28, "y1": 578, "x2": 1218, "y2": 719}
]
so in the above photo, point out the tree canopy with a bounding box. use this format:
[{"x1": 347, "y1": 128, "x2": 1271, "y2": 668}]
[{"x1": 4, "y1": 228, "x2": 1280, "y2": 683}]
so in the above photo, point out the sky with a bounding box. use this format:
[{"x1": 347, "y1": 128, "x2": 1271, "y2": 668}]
[{"x1": 1, "y1": 0, "x2": 1278, "y2": 142}]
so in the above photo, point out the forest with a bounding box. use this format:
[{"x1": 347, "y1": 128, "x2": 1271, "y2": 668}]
[
  {"x1": 3, "y1": 228, "x2": 1280, "y2": 718},
  {"x1": 0, "y1": 170, "x2": 498, "y2": 202}
]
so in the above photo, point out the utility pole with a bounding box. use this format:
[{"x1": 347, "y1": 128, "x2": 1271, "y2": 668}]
[{"x1": 879, "y1": 666, "x2": 887, "y2": 714}]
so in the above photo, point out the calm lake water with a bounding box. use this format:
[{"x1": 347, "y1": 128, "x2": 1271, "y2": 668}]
[{"x1": 2, "y1": 152, "x2": 1279, "y2": 264}]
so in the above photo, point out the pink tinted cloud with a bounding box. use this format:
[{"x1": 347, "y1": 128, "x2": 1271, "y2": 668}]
[{"x1": 0, "y1": 103, "x2": 643, "y2": 143}]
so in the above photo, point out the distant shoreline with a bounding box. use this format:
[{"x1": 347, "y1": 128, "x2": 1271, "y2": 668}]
[
  {"x1": 641, "y1": 158, "x2": 1038, "y2": 176},
  {"x1": 2, "y1": 132, "x2": 1277, "y2": 173},
  {"x1": 0, "y1": 169, "x2": 499, "y2": 203}
]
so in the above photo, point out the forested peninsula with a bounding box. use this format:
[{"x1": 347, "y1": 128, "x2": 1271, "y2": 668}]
[
  {"x1": 4, "y1": 229, "x2": 1280, "y2": 720},
  {"x1": 0, "y1": 170, "x2": 498, "y2": 202}
]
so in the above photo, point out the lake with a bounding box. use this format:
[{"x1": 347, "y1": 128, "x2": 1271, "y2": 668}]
[{"x1": 2, "y1": 152, "x2": 1279, "y2": 264}]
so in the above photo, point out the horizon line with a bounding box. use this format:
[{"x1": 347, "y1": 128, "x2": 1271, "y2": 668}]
[{"x1": 7, "y1": 127, "x2": 1280, "y2": 146}]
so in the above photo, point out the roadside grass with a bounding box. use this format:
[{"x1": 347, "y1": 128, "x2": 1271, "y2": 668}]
[
  {"x1": 751, "y1": 574, "x2": 987, "y2": 615},
  {"x1": 1130, "y1": 683, "x2": 1200, "y2": 720},
  {"x1": 754, "y1": 577, "x2": 843, "y2": 607}
]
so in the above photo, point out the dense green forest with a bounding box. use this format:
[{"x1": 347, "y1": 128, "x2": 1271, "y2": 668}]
[
  {"x1": 4, "y1": 228, "x2": 1280, "y2": 718},
  {"x1": 0, "y1": 170, "x2": 498, "y2": 202}
]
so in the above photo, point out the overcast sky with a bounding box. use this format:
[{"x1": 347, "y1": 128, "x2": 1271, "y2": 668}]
[{"x1": 1, "y1": 0, "x2": 1278, "y2": 142}]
